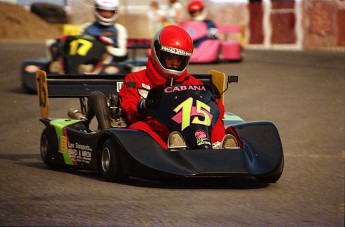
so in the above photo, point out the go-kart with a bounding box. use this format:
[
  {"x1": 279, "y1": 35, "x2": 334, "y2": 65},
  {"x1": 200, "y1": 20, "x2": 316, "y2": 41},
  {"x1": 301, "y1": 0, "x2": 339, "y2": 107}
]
[
  {"x1": 21, "y1": 35, "x2": 148, "y2": 92},
  {"x1": 180, "y1": 20, "x2": 243, "y2": 63},
  {"x1": 36, "y1": 69, "x2": 283, "y2": 184}
]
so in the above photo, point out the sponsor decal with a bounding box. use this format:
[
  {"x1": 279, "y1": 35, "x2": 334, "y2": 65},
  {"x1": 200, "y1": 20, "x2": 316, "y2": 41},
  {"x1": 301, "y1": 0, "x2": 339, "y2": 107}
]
[
  {"x1": 125, "y1": 81, "x2": 135, "y2": 88},
  {"x1": 195, "y1": 129, "x2": 211, "y2": 146},
  {"x1": 142, "y1": 83, "x2": 151, "y2": 90},
  {"x1": 116, "y1": 82, "x2": 123, "y2": 92},
  {"x1": 67, "y1": 142, "x2": 92, "y2": 164},
  {"x1": 59, "y1": 136, "x2": 68, "y2": 154},
  {"x1": 195, "y1": 129, "x2": 207, "y2": 139},
  {"x1": 161, "y1": 45, "x2": 192, "y2": 56},
  {"x1": 164, "y1": 85, "x2": 206, "y2": 93}
]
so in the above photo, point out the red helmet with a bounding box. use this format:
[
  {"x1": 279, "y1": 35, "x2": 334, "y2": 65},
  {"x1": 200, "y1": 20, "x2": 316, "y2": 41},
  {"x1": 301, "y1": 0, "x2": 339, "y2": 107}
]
[
  {"x1": 188, "y1": 0, "x2": 204, "y2": 15},
  {"x1": 151, "y1": 25, "x2": 193, "y2": 78}
]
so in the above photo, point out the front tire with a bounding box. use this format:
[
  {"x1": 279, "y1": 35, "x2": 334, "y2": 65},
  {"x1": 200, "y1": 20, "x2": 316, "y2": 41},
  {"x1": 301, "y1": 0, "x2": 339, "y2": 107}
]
[{"x1": 100, "y1": 139, "x2": 127, "y2": 182}]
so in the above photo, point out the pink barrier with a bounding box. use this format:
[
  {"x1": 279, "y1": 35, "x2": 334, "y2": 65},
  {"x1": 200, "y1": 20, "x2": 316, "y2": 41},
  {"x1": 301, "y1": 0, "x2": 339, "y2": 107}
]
[
  {"x1": 217, "y1": 25, "x2": 242, "y2": 61},
  {"x1": 221, "y1": 42, "x2": 241, "y2": 61}
]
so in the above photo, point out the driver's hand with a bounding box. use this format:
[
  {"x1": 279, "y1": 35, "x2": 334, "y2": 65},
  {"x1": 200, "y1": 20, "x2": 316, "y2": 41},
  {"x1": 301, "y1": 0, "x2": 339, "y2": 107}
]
[
  {"x1": 137, "y1": 98, "x2": 146, "y2": 114},
  {"x1": 98, "y1": 35, "x2": 114, "y2": 45}
]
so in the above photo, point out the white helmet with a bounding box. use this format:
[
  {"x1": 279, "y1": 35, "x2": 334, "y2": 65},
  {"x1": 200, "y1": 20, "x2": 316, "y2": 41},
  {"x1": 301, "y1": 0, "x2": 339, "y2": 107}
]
[{"x1": 94, "y1": 0, "x2": 119, "y2": 26}]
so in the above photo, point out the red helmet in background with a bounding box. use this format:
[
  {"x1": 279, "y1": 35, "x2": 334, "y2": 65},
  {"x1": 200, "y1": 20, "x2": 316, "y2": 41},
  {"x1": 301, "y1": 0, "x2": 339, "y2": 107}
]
[
  {"x1": 188, "y1": 0, "x2": 206, "y2": 21},
  {"x1": 188, "y1": 0, "x2": 204, "y2": 14},
  {"x1": 151, "y1": 25, "x2": 193, "y2": 78}
]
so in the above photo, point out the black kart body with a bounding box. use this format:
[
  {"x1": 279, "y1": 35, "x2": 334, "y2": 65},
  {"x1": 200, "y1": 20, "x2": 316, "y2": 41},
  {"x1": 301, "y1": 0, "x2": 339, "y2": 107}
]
[
  {"x1": 41, "y1": 118, "x2": 283, "y2": 182},
  {"x1": 38, "y1": 72, "x2": 284, "y2": 183}
]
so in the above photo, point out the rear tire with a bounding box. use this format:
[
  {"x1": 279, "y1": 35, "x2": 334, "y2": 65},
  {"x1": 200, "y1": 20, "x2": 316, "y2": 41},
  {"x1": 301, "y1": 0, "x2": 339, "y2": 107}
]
[
  {"x1": 100, "y1": 139, "x2": 127, "y2": 182},
  {"x1": 40, "y1": 128, "x2": 61, "y2": 168}
]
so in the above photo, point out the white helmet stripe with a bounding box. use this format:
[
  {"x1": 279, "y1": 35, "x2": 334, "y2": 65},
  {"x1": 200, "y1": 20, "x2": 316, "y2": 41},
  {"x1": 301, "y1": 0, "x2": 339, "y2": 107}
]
[{"x1": 161, "y1": 45, "x2": 192, "y2": 57}]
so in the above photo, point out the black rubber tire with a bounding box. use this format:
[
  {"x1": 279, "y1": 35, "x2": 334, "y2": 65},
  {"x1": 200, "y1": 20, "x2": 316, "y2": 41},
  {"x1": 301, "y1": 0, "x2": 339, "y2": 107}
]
[
  {"x1": 40, "y1": 128, "x2": 61, "y2": 168},
  {"x1": 100, "y1": 139, "x2": 127, "y2": 182},
  {"x1": 30, "y1": 3, "x2": 67, "y2": 24}
]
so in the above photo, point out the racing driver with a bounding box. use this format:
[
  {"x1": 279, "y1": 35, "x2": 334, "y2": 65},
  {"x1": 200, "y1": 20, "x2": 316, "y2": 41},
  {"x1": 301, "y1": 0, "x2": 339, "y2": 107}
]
[
  {"x1": 186, "y1": 0, "x2": 218, "y2": 48},
  {"x1": 80, "y1": 0, "x2": 128, "y2": 62},
  {"x1": 119, "y1": 25, "x2": 237, "y2": 150}
]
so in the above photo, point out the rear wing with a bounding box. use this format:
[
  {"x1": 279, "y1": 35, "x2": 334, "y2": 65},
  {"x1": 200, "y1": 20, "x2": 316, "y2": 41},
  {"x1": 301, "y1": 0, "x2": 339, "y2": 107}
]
[
  {"x1": 36, "y1": 72, "x2": 214, "y2": 98},
  {"x1": 36, "y1": 70, "x2": 237, "y2": 118}
]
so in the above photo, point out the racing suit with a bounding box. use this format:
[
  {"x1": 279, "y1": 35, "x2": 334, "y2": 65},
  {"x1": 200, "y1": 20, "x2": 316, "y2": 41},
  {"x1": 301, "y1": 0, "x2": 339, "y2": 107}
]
[
  {"x1": 80, "y1": 22, "x2": 128, "y2": 62},
  {"x1": 119, "y1": 57, "x2": 226, "y2": 149}
]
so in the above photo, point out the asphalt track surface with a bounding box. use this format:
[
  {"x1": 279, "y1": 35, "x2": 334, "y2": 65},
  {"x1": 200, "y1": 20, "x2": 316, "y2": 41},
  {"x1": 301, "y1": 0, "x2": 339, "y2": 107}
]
[{"x1": 0, "y1": 41, "x2": 344, "y2": 226}]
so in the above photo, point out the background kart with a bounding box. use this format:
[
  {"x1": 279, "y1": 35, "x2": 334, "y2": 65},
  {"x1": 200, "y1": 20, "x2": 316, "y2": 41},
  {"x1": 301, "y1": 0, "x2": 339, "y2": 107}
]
[
  {"x1": 37, "y1": 70, "x2": 283, "y2": 184},
  {"x1": 21, "y1": 35, "x2": 150, "y2": 92},
  {"x1": 180, "y1": 21, "x2": 243, "y2": 63}
]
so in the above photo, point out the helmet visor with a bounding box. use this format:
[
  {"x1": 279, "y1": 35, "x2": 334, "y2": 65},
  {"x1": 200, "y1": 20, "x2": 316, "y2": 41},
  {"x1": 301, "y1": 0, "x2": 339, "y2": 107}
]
[
  {"x1": 96, "y1": 8, "x2": 117, "y2": 14},
  {"x1": 155, "y1": 42, "x2": 191, "y2": 72},
  {"x1": 161, "y1": 51, "x2": 190, "y2": 71}
]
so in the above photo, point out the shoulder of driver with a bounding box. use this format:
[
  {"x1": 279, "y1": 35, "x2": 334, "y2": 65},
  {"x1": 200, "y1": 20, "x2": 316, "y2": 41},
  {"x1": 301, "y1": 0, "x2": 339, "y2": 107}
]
[
  {"x1": 184, "y1": 74, "x2": 203, "y2": 85},
  {"x1": 123, "y1": 71, "x2": 148, "y2": 89},
  {"x1": 114, "y1": 23, "x2": 128, "y2": 35}
]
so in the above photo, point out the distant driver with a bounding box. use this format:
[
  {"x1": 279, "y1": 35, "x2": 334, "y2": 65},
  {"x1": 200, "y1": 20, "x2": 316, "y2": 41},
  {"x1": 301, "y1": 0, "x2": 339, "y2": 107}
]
[{"x1": 80, "y1": 0, "x2": 128, "y2": 62}]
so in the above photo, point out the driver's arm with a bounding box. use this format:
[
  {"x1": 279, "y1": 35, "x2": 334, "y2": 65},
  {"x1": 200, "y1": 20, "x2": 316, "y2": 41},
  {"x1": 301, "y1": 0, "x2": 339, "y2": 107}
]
[
  {"x1": 105, "y1": 24, "x2": 128, "y2": 57},
  {"x1": 211, "y1": 99, "x2": 226, "y2": 143},
  {"x1": 119, "y1": 73, "x2": 147, "y2": 123}
]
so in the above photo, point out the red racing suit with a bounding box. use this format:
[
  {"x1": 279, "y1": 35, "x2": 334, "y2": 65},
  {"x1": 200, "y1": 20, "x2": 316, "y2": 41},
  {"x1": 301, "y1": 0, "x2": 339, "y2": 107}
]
[{"x1": 119, "y1": 57, "x2": 226, "y2": 148}]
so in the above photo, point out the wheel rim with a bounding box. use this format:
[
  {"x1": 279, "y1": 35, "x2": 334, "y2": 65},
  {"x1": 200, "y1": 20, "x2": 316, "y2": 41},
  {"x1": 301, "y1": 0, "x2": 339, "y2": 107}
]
[
  {"x1": 41, "y1": 134, "x2": 48, "y2": 159},
  {"x1": 101, "y1": 147, "x2": 111, "y2": 172}
]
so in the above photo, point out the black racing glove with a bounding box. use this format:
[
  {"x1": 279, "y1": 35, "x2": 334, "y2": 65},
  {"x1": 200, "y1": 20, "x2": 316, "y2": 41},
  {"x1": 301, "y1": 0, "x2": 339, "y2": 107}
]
[{"x1": 137, "y1": 98, "x2": 146, "y2": 114}]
